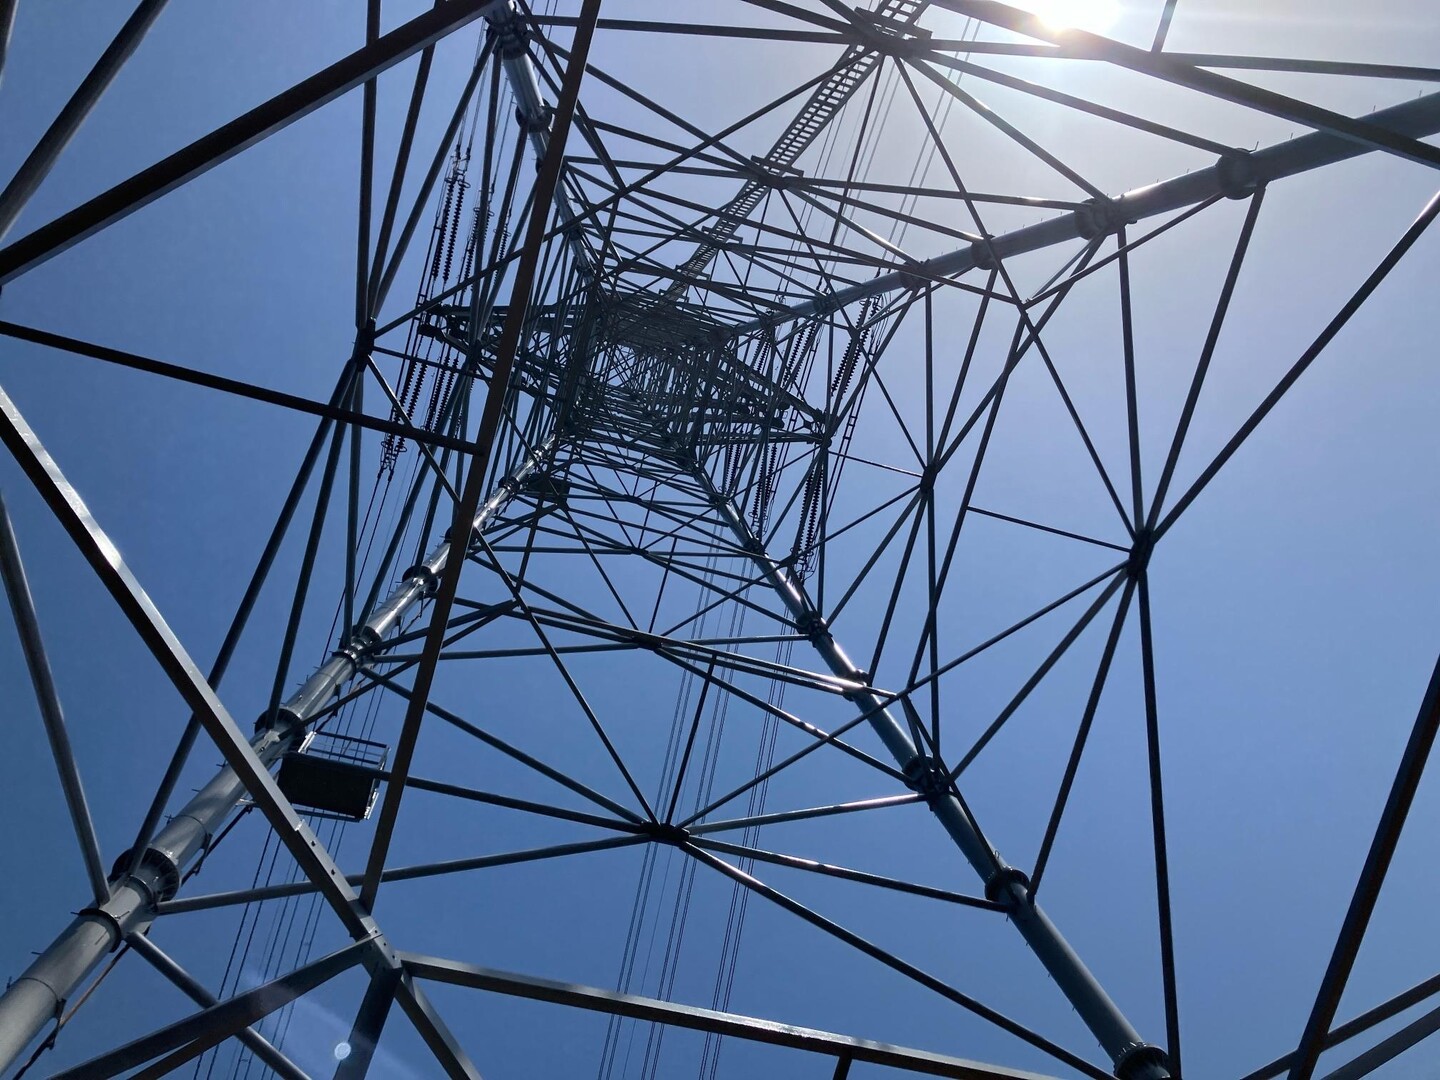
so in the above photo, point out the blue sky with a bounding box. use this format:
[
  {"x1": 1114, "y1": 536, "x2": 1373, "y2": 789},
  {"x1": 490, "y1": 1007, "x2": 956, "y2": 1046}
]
[{"x1": 1, "y1": 2, "x2": 1439, "y2": 1078}]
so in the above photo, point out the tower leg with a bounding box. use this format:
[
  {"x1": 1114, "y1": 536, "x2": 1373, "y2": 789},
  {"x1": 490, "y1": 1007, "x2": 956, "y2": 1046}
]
[
  {"x1": 0, "y1": 418, "x2": 556, "y2": 1074},
  {"x1": 698, "y1": 468, "x2": 1170, "y2": 1080}
]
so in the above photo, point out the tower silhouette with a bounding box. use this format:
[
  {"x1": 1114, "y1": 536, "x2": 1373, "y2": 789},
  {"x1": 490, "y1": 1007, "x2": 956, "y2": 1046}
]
[{"x1": 1, "y1": 2, "x2": 1438, "y2": 1078}]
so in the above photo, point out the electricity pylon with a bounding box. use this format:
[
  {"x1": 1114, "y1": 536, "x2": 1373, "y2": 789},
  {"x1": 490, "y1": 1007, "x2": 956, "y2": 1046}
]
[{"x1": 1, "y1": 2, "x2": 1439, "y2": 1078}]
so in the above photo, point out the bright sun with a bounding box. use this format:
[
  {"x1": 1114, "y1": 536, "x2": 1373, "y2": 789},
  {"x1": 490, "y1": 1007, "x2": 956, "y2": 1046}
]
[{"x1": 1024, "y1": 0, "x2": 1122, "y2": 33}]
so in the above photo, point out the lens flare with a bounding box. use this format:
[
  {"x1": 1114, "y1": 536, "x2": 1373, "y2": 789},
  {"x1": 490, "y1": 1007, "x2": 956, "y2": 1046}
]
[{"x1": 1025, "y1": 0, "x2": 1122, "y2": 32}]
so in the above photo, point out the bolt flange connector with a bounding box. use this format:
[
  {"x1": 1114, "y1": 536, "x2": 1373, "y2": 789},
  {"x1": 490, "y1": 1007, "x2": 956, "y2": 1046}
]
[
  {"x1": 1114, "y1": 1041, "x2": 1173, "y2": 1080},
  {"x1": 1075, "y1": 197, "x2": 1135, "y2": 240},
  {"x1": 902, "y1": 754, "x2": 950, "y2": 803},
  {"x1": 642, "y1": 821, "x2": 691, "y2": 846}
]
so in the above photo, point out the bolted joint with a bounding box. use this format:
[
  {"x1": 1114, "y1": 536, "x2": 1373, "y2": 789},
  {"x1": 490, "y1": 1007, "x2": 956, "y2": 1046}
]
[
  {"x1": 109, "y1": 846, "x2": 181, "y2": 905},
  {"x1": 332, "y1": 638, "x2": 370, "y2": 667},
  {"x1": 971, "y1": 238, "x2": 1000, "y2": 271},
  {"x1": 626, "y1": 627, "x2": 662, "y2": 651},
  {"x1": 73, "y1": 906, "x2": 126, "y2": 952},
  {"x1": 897, "y1": 268, "x2": 929, "y2": 292},
  {"x1": 348, "y1": 624, "x2": 383, "y2": 654},
  {"x1": 642, "y1": 821, "x2": 690, "y2": 846},
  {"x1": 262, "y1": 696, "x2": 312, "y2": 743},
  {"x1": 256, "y1": 703, "x2": 305, "y2": 738},
  {"x1": 401, "y1": 563, "x2": 440, "y2": 599},
  {"x1": 351, "y1": 318, "x2": 377, "y2": 360},
  {"x1": 515, "y1": 102, "x2": 553, "y2": 135},
  {"x1": 794, "y1": 610, "x2": 828, "y2": 640},
  {"x1": 1216, "y1": 149, "x2": 1261, "y2": 199},
  {"x1": 1127, "y1": 528, "x2": 1156, "y2": 578},
  {"x1": 983, "y1": 864, "x2": 1032, "y2": 906},
  {"x1": 902, "y1": 755, "x2": 950, "y2": 802},
  {"x1": 1114, "y1": 1042, "x2": 1172, "y2": 1080},
  {"x1": 1075, "y1": 198, "x2": 1133, "y2": 240},
  {"x1": 487, "y1": 15, "x2": 529, "y2": 59}
]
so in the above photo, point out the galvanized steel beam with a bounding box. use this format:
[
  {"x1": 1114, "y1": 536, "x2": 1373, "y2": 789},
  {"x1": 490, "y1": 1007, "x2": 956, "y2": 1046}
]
[
  {"x1": 1286, "y1": 652, "x2": 1440, "y2": 1079},
  {"x1": 0, "y1": 0, "x2": 170, "y2": 242},
  {"x1": 729, "y1": 90, "x2": 1440, "y2": 336},
  {"x1": 50, "y1": 940, "x2": 370, "y2": 1080},
  {"x1": 402, "y1": 950, "x2": 1062, "y2": 1080},
  {"x1": 123, "y1": 933, "x2": 308, "y2": 1080},
  {"x1": 0, "y1": 379, "x2": 555, "y2": 1073},
  {"x1": 692, "y1": 463, "x2": 1169, "y2": 1080},
  {"x1": 355, "y1": 0, "x2": 603, "y2": 911},
  {"x1": 0, "y1": 0, "x2": 509, "y2": 286}
]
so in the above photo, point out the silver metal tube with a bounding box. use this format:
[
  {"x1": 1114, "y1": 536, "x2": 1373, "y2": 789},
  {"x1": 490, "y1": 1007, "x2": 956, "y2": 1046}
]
[
  {"x1": 730, "y1": 90, "x2": 1440, "y2": 337},
  {"x1": 0, "y1": 436, "x2": 556, "y2": 1075},
  {"x1": 0, "y1": 879, "x2": 150, "y2": 1070},
  {"x1": 698, "y1": 469, "x2": 1168, "y2": 1080},
  {"x1": 485, "y1": 1, "x2": 592, "y2": 274}
]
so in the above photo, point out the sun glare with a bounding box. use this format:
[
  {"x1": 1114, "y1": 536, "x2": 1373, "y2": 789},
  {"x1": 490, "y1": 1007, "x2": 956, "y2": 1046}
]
[{"x1": 1024, "y1": 0, "x2": 1122, "y2": 33}]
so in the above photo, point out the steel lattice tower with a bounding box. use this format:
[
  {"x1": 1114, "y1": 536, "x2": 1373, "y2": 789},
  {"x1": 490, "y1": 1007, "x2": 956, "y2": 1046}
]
[{"x1": 0, "y1": 2, "x2": 1438, "y2": 1078}]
